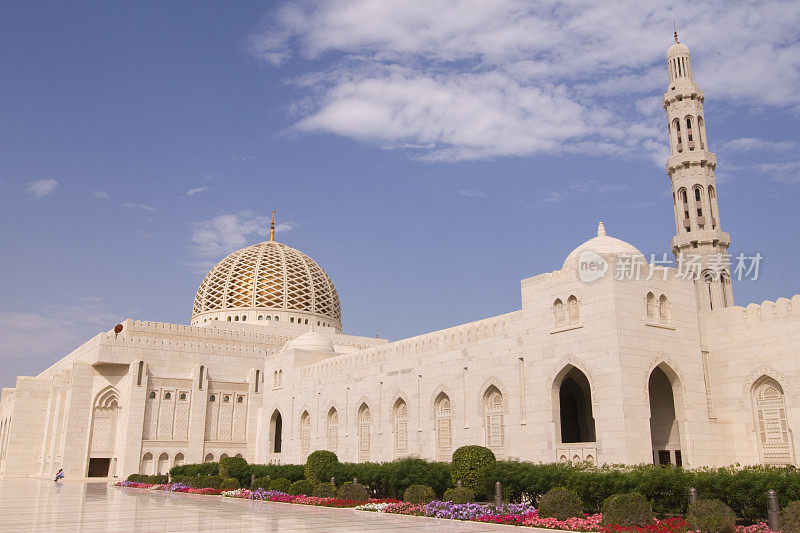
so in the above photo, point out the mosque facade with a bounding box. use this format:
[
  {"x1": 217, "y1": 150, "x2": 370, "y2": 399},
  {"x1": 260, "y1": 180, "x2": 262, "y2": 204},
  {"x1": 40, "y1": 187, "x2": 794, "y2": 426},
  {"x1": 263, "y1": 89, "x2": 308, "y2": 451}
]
[{"x1": 1, "y1": 37, "x2": 799, "y2": 479}]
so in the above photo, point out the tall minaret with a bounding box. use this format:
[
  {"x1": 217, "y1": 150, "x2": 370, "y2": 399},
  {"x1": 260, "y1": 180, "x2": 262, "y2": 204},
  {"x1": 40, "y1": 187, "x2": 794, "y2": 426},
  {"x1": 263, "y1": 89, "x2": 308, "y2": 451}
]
[{"x1": 663, "y1": 31, "x2": 733, "y2": 310}]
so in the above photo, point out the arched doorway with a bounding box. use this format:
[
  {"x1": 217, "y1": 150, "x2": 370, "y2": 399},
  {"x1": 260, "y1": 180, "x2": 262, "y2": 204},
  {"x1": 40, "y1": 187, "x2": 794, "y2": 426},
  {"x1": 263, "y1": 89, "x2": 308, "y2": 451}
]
[
  {"x1": 484, "y1": 386, "x2": 504, "y2": 452},
  {"x1": 649, "y1": 365, "x2": 683, "y2": 465},
  {"x1": 269, "y1": 410, "x2": 283, "y2": 454},
  {"x1": 88, "y1": 387, "x2": 120, "y2": 477},
  {"x1": 393, "y1": 399, "x2": 408, "y2": 457},
  {"x1": 557, "y1": 368, "x2": 596, "y2": 444},
  {"x1": 173, "y1": 452, "x2": 185, "y2": 467},
  {"x1": 300, "y1": 411, "x2": 311, "y2": 456},
  {"x1": 753, "y1": 377, "x2": 793, "y2": 465},
  {"x1": 327, "y1": 408, "x2": 339, "y2": 452}
]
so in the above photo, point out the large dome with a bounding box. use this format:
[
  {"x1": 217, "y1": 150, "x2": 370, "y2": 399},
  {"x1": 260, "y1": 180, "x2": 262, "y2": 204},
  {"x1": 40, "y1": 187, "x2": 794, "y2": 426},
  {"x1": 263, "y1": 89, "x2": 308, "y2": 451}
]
[
  {"x1": 563, "y1": 222, "x2": 645, "y2": 269},
  {"x1": 191, "y1": 240, "x2": 342, "y2": 331}
]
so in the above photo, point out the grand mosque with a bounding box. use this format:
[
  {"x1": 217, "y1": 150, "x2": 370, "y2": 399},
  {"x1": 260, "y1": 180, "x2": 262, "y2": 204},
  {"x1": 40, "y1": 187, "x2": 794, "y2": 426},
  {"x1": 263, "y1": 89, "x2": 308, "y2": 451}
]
[{"x1": 1, "y1": 37, "x2": 798, "y2": 479}]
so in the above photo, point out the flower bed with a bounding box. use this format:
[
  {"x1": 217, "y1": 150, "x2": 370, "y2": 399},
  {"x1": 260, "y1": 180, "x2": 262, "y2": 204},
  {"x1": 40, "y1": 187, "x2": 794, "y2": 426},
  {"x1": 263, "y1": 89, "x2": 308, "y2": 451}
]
[{"x1": 113, "y1": 482, "x2": 775, "y2": 533}]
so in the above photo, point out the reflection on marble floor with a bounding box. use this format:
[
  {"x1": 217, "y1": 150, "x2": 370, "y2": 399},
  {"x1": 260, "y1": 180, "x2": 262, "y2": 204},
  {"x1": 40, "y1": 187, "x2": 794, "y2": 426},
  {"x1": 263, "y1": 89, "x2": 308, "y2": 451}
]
[{"x1": 0, "y1": 478, "x2": 529, "y2": 532}]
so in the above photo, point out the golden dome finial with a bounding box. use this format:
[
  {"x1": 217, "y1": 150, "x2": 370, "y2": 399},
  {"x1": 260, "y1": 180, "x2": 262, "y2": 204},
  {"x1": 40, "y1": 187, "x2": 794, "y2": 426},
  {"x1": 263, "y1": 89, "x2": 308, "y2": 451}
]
[
  {"x1": 269, "y1": 210, "x2": 276, "y2": 241},
  {"x1": 674, "y1": 21, "x2": 679, "y2": 43}
]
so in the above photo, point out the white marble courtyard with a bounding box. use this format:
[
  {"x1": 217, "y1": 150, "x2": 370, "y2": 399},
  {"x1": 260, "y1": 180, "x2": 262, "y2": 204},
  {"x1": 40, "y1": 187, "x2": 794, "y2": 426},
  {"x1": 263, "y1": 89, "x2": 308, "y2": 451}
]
[{"x1": 0, "y1": 478, "x2": 533, "y2": 532}]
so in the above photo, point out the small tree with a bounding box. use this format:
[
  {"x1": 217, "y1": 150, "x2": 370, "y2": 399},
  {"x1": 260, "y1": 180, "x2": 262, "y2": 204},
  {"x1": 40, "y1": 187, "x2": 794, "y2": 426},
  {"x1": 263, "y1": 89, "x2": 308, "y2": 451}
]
[
  {"x1": 305, "y1": 450, "x2": 339, "y2": 483},
  {"x1": 450, "y1": 445, "x2": 496, "y2": 496},
  {"x1": 538, "y1": 487, "x2": 583, "y2": 520}
]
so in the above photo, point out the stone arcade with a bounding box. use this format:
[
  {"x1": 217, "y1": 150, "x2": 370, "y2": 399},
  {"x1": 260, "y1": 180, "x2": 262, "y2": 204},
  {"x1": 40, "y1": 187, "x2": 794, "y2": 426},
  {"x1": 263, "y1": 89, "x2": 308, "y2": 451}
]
[{"x1": 1, "y1": 37, "x2": 799, "y2": 479}]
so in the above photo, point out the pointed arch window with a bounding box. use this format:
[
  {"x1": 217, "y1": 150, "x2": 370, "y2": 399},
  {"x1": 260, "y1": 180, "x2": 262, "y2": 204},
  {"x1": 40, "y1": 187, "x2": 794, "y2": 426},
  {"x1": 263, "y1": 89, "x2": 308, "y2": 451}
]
[
  {"x1": 393, "y1": 399, "x2": 408, "y2": 455},
  {"x1": 567, "y1": 295, "x2": 579, "y2": 323},
  {"x1": 484, "y1": 387, "x2": 504, "y2": 450},
  {"x1": 646, "y1": 292, "x2": 655, "y2": 319},
  {"x1": 686, "y1": 117, "x2": 694, "y2": 148},
  {"x1": 434, "y1": 393, "x2": 453, "y2": 461},
  {"x1": 300, "y1": 412, "x2": 311, "y2": 455},
  {"x1": 673, "y1": 118, "x2": 683, "y2": 152},
  {"x1": 753, "y1": 378, "x2": 792, "y2": 465},
  {"x1": 554, "y1": 299, "x2": 565, "y2": 327},
  {"x1": 658, "y1": 294, "x2": 669, "y2": 322},
  {"x1": 358, "y1": 404, "x2": 372, "y2": 462},
  {"x1": 697, "y1": 116, "x2": 706, "y2": 149},
  {"x1": 327, "y1": 408, "x2": 339, "y2": 452}
]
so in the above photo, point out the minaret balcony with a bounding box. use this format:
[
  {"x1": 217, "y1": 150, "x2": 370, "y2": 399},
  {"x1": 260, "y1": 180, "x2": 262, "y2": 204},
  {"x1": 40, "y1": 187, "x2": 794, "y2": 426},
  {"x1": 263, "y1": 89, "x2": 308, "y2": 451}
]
[
  {"x1": 667, "y1": 151, "x2": 716, "y2": 173},
  {"x1": 688, "y1": 141, "x2": 695, "y2": 149},
  {"x1": 696, "y1": 216, "x2": 706, "y2": 226},
  {"x1": 682, "y1": 218, "x2": 691, "y2": 229}
]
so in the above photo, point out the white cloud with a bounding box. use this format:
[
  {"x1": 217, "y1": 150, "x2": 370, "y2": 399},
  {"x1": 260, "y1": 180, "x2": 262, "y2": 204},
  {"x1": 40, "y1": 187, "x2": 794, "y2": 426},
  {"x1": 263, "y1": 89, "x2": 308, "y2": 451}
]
[
  {"x1": 189, "y1": 211, "x2": 297, "y2": 267},
  {"x1": 186, "y1": 186, "x2": 210, "y2": 197},
  {"x1": 251, "y1": 0, "x2": 800, "y2": 162},
  {"x1": 122, "y1": 203, "x2": 157, "y2": 211},
  {"x1": 458, "y1": 188, "x2": 485, "y2": 197},
  {"x1": 720, "y1": 138, "x2": 796, "y2": 153},
  {"x1": 92, "y1": 191, "x2": 110, "y2": 199},
  {"x1": 26, "y1": 178, "x2": 58, "y2": 197},
  {"x1": 0, "y1": 302, "x2": 119, "y2": 362},
  {"x1": 753, "y1": 161, "x2": 800, "y2": 184}
]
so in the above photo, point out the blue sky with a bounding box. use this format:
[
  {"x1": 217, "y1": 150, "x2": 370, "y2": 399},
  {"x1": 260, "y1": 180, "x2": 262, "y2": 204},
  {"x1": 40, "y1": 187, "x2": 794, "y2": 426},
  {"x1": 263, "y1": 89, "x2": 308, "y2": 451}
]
[{"x1": 2, "y1": 1, "x2": 799, "y2": 389}]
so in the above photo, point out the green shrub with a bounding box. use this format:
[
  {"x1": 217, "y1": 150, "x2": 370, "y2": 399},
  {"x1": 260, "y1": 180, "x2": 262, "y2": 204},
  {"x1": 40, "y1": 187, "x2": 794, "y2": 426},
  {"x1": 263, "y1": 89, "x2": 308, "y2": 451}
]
[
  {"x1": 687, "y1": 499, "x2": 736, "y2": 533},
  {"x1": 337, "y1": 481, "x2": 370, "y2": 501},
  {"x1": 219, "y1": 457, "x2": 249, "y2": 487},
  {"x1": 190, "y1": 475, "x2": 224, "y2": 489},
  {"x1": 313, "y1": 482, "x2": 337, "y2": 498},
  {"x1": 404, "y1": 484, "x2": 436, "y2": 504},
  {"x1": 127, "y1": 474, "x2": 145, "y2": 482},
  {"x1": 267, "y1": 477, "x2": 292, "y2": 493},
  {"x1": 305, "y1": 450, "x2": 339, "y2": 483},
  {"x1": 537, "y1": 487, "x2": 583, "y2": 520},
  {"x1": 324, "y1": 457, "x2": 451, "y2": 499},
  {"x1": 170, "y1": 462, "x2": 218, "y2": 478},
  {"x1": 249, "y1": 463, "x2": 305, "y2": 483},
  {"x1": 451, "y1": 445, "x2": 496, "y2": 496},
  {"x1": 781, "y1": 500, "x2": 800, "y2": 533},
  {"x1": 220, "y1": 478, "x2": 240, "y2": 491},
  {"x1": 251, "y1": 476, "x2": 269, "y2": 490},
  {"x1": 443, "y1": 487, "x2": 475, "y2": 503},
  {"x1": 601, "y1": 492, "x2": 654, "y2": 527},
  {"x1": 138, "y1": 474, "x2": 168, "y2": 484},
  {"x1": 289, "y1": 479, "x2": 315, "y2": 496}
]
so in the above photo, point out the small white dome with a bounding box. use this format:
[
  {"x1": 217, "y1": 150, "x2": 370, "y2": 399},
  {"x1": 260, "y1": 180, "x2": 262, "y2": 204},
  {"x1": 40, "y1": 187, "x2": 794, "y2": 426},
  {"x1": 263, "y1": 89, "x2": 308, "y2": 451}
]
[
  {"x1": 286, "y1": 330, "x2": 335, "y2": 353},
  {"x1": 563, "y1": 222, "x2": 645, "y2": 268},
  {"x1": 667, "y1": 41, "x2": 690, "y2": 58}
]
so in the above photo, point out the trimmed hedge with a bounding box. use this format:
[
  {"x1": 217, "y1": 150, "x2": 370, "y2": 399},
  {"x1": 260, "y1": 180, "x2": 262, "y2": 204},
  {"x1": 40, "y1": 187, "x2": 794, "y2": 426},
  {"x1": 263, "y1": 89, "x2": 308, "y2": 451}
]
[
  {"x1": 537, "y1": 487, "x2": 583, "y2": 520},
  {"x1": 169, "y1": 474, "x2": 224, "y2": 489},
  {"x1": 169, "y1": 462, "x2": 218, "y2": 478},
  {"x1": 313, "y1": 482, "x2": 337, "y2": 498},
  {"x1": 451, "y1": 446, "x2": 495, "y2": 497},
  {"x1": 249, "y1": 463, "x2": 305, "y2": 483},
  {"x1": 338, "y1": 481, "x2": 369, "y2": 501},
  {"x1": 601, "y1": 492, "x2": 654, "y2": 527},
  {"x1": 320, "y1": 458, "x2": 451, "y2": 499},
  {"x1": 220, "y1": 478, "x2": 240, "y2": 491},
  {"x1": 480, "y1": 461, "x2": 800, "y2": 522},
  {"x1": 219, "y1": 457, "x2": 249, "y2": 487},
  {"x1": 127, "y1": 474, "x2": 168, "y2": 484},
  {"x1": 268, "y1": 478, "x2": 292, "y2": 493},
  {"x1": 404, "y1": 484, "x2": 436, "y2": 504},
  {"x1": 251, "y1": 476, "x2": 269, "y2": 490},
  {"x1": 688, "y1": 499, "x2": 737, "y2": 533},
  {"x1": 443, "y1": 487, "x2": 475, "y2": 503},
  {"x1": 289, "y1": 479, "x2": 316, "y2": 496},
  {"x1": 305, "y1": 450, "x2": 338, "y2": 483}
]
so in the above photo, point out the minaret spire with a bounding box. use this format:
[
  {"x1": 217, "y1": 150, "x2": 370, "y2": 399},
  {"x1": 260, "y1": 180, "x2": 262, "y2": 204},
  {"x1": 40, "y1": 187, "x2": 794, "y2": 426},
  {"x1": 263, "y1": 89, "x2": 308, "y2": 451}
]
[
  {"x1": 663, "y1": 37, "x2": 733, "y2": 310},
  {"x1": 673, "y1": 21, "x2": 678, "y2": 43},
  {"x1": 269, "y1": 210, "x2": 276, "y2": 241}
]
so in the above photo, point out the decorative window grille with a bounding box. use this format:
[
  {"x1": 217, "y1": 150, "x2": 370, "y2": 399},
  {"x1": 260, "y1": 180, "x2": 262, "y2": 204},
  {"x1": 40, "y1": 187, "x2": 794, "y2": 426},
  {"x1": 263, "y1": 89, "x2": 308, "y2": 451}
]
[
  {"x1": 567, "y1": 296, "x2": 579, "y2": 322},
  {"x1": 300, "y1": 412, "x2": 311, "y2": 454},
  {"x1": 754, "y1": 380, "x2": 792, "y2": 465},
  {"x1": 394, "y1": 401, "x2": 408, "y2": 454},
  {"x1": 485, "y1": 389, "x2": 504, "y2": 450},
  {"x1": 358, "y1": 405, "x2": 371, "y2": 462},
  {"x1": 327, "y1": 410, "x2": 339, "y2": 452},
  {"x1": 435, "y1": 395, "x2": 452, "y2": 462},
  {"x1": 646, "y1": 292, "x2": 655, "y2": 319}
]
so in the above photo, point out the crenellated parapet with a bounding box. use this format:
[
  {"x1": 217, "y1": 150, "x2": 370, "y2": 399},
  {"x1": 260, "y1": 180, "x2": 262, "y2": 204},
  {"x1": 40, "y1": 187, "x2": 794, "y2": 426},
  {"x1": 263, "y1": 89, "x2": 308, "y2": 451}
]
[
  {"x1": 297, "y1": 310, "x2": 521, "y2": 378},
  {"x1": 704, "y1": 295, "x2": 800, "y2": 325}
]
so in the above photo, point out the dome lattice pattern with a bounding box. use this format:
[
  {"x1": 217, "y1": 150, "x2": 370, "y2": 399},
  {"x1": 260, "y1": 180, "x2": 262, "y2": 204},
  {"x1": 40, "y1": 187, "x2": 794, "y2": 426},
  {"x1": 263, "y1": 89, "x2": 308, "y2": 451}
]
[{"x1": 192, "y1": 241, "x2": 341, "y2": 323}]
